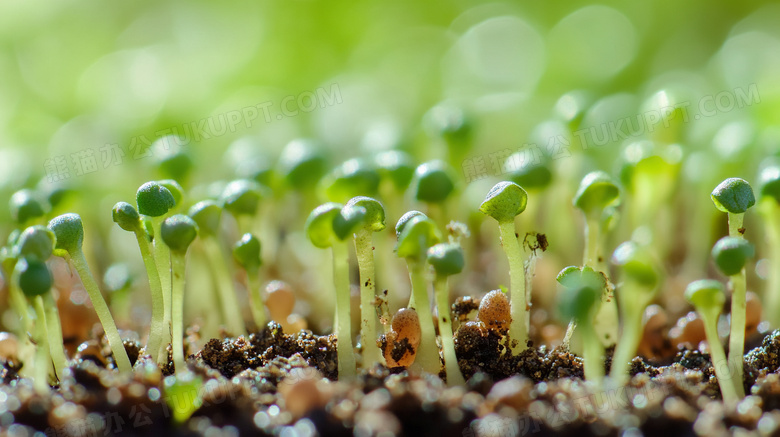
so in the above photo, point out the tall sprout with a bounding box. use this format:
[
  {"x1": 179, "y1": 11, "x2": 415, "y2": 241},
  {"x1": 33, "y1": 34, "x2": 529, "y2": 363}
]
[
  {"x1": 757, "y1": 165, "x2": 780, "y2": 328},
  {"x1": 427, "y1": 242, "x2": 466, "y2": 385}
]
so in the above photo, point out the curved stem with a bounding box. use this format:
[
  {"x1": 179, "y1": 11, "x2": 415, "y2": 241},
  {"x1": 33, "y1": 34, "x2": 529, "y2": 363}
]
[
  {"x1": 203, "y1": 236, "x2": 246, "y2": 336},
  {"x1": 407, "y1": 260, "x2": 440, "y2": 375},
  {"x1": 171, "y1": 253, "x2": 187, "y2": 373},
  {"x1": 32, "y1": 296, "x2": 51, "y2": 394},
  {"x1": 498, "y1": 220, "x2": 527, "y2": 352},
  {"x1": 609, "y1": 292, "x2": 646, "y2": 385},
  {"x1": 354, "y1": 229, "x2": 381, "y2": 366},
  {"x1": 332, "y1": 241, "x2": 356, "y2": 380},
  {"x1": 43, "y1": 292, "x2": 68, "y2": 380},
  {"x1": 133, "y1": 229, "x2": 165, "y2": 365},
  {"x1": 701, "y1": 312, "x2": 740, "y2": 404},
  {"x1": 246, "y1": 269, "x2": 267, "y2": 330},
  {"x1": 69, "y1": 250, "x2": 132, "y2": 373},
  {"x1": 151, "y1": 216, "x2": 173, "y2": 353},
  {"x1": 580, "y1": 324, "x2": 604, "y2": 384},
  {"x1": 727, "y1": 269, "x2": 747, "y2": 398},
  {"x1": 434, "y1": 275, "x2": 464, "y2": 385}
]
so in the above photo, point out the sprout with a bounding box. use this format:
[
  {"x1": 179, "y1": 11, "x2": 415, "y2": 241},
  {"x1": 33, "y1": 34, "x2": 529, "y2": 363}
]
[
  {"x1": 711, "y1": 178, "x2": 755, "y2": 238},
  {"x1": 157, "y1": 179, "x2": 185, "y2": 209},
  {"x1": 479, "y1": 181, "x2": 529, "y2": 352},
  {"x1": 375, "y1": 150, "x2": 415, "y2": 193},
  {"x1": 220, "y1": 179, "x2": 265, "y2": 231},
  {"x1": 411, "y1": 161, "x2": 456, "y2": 213},
  {"x1": 16, "y1": 258, "x2": 54, "y2": 393},
  {"x1": 344, "y1": 197, "x2": 385, "y2": 366},
  {"x1": 506, "y1": 159, "x2": 553, "y2": 190},
  {"x1": 161, "y1": 214, "x2": 198, "y2": 373},
  {"x1": 758, "y1": 164, "x2": 780, "y2": 328},
  {"x1": 395, "y1": 213, "x2": 441, "y2": 374},
  {"x1": 712, "y1": 235, "x2": 754, "y2": 397},
  {"x1": 304, "y1": 202, "x2": 362, "y2": 380},
  {"x1": 322, "y1": 159, "x2": 380, "y2": 203},
  {"x1": 189, "y1": 201, "x2": 222, "y2": 237},
  {"x1": 10, "y1": 189, "x2": 47, "y2": 226},
  {"x1": 48, "y1": 213, "x2": 132, "y2": 372},
  {"x1": 556, "y1": 265, "x2": 606, "y2": 362},
  {"x1": 608, "y1": 242, "x2": 661, "y2": 385},
  {"x1": 427, "y1": 242, "x2": 466, "y2": 385},
  {"x1": 423, "y1": 103, "x2": 473, "y2": 166},
  {"x1": 573, "y1": 171, "x2": 620, "y2": 269},
  {"x1": 233, "y1": 233, "x2": 267, "y2": 330},
  {"x1": 684, "y1": 280, "x2": 740, "y2": 404},
  {"x1": 152, "y1": 136, "x2": 193, "y2": 184},
  {"x1": 278, "y1": 139, "x2": 328, "y2": 191},
  {"x1": 15, "y1": 226, "x2": 55, "y2": 262},
  {"x1": 557, "y1": 279, "x2": 603, "y2": 384},
  {"x1": 112, "y1": 201, "x2": 166, "y2": 365}
]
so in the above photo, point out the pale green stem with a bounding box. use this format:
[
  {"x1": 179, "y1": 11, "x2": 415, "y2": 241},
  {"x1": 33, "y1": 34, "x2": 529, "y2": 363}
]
[
  {"x1": 332, "y1": 241, "x2": 356, "y2": 380},
  {"x1": 563, "y1": 321, "x2": 576, "y2": 350},
  {"x1": 246, "y1": 269, "x2": 267, "y2": 330},
  {"x1": 727, "y1": 269, "x2": 747, "y2": 399},
  {"x1": 133, "y1": 229, "x2": 165, "y2": 365},
  {"x1": 765, "y1": 205, "x2": 780, "y2": 328},
  {"x1": 171, "y1": 253, "x2": 187, "y2": 373},
  {"x1": 9, "y1": 269, "x2": 33, "y2": 336},
  {"x1": 434, "y1": 275, "x2": 464, "y2": 385},
  {"x1": 584, "y1": 215, "x2": 600, "y2": 269},
  {"x1": 407, "y1": 260, "x2": 440, "y2": 375},
  {"x1": 609, "y1": 289, "x2": 647, "y2": 385},
  {"x1": 202, "y1": 236, "x2": 246, "y2": 336},
  {"x1": 354, "y1": 229, "x2": 382, "y2": 366},
  {"x1": 69, "y1": 250, "x2": 132, "y2": 372},
  {"x1": 32, "y1": 296, "x2": 51, "y2": 394},
  {"x1": 43, "y1": 293, "x2": 67, "y2": 380},
  {"x1": 701, "y1": 312, "x2": 740, "y2": 404},
  {"x1": 728, "y1": 212, "x2": 744, "y2": 239},
  {"x1": 581, "y1": 325, "x2": 604, "y2": 384},
  {"x1": 498, "y1": 220, "x2": 527, "y2": 352},
  {"x1": 150, "y1": 216, "x2": 173, "y2": 351}
]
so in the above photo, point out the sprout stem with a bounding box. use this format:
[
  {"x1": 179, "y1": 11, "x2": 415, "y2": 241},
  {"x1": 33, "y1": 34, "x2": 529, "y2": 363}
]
[
  {"x1": 497, "y1": 220, "x2": 527, "y2": 351},
  {"x1": 246, "y1": 270, "x2": 267, "y2": 329},
  {"x1": 726, "y1": 268, "x2": 747, "y2": 398},
  {"x1": 43, "y1": 293, "x2": 67, "y2": 380},
  {"x1": 764, "y1": 204, "x2": 780, "y2": 327},
  {"x1": 133, "y1": 230, "x2": 165, "y2": 365},
  {"x1": 69, "y1": 251, "x2": 133, "y2": 372},
  {"x1": 407, "y1": 260, "x2": 440, "y2": 374},
  {"x1": 728, "y1": 212, "x2": 744, "y2": 239},
  {"x1": 332, "y1": 241, "x2": 356, "y2": 380},
  {"x1": 434, "y1": 275, "x2": 464, "y2": 385},
  {"x1": 202, "y1": 236, "x2": 246, "y2": 336},
  {"x1": 8, "y1": 273, "x2": 33, "y2": 336},
  {"x1": 354, "y1": 229, "x2": 381, "y2": 365},
  {"x1": 151, "y1": 216, "x2": 173, "y2": 351},
  {"x1": 701, "y1": 312, "x2": 740, "y2": 404},
  {"x1": 171, "y1": 253, "x2": 187, "y2": 373},
  {"x1": 32, "y1": 295, "x2": 51, "y2": 393},
  {"x1": 609, "y1": 292, "x2": 645, "y2": 385},
  {"x1": 580, "y1": 324, "x2": 604, "y2": 384},
  {"x1": 584, "y1": 215, "x2": 600, "y2": 269}
]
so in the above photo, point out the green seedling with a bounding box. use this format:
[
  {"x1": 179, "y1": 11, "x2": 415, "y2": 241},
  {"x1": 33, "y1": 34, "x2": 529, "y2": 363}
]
[
  {"x1": 48, "y1": 213, "x2": 132, "y2": 372},
  {"x1": 10, "y1": 189, "x2": 47, "y2": 227},
  {"x1": 322, "y1": 159, "x2": 380, "y2": 203},
  {"x1": 220, "y1": 179, "x2": 265, "y2": 232},
  {"x1": 161, "y1": 214, "x2": 198, "y2": 373},
  {"x1": 557, "y1": 277, "x2": 603, "y2": 384},
  {"x1": 411, "y1": 160, "x2": 456, "y2": 226},
  {"x1": 712, "y1": 235, "x2": 754, "y2": 398},
  {"x1": 711, "y1": 178, "x2": 755, "y2": 238},
  {"x1": 427, "y1": 242, "x2": 466, "y2": 385},
  {"x1": 305, "y1": 202, "x2": 366, "y2": 380},
  {"x1": 16, "y1": 258, "x2": 54, "y2": 393},
  {"x1": 424, "y1": 103, "x2": 473, "y2": 167},
  {"x1": 188, "y1": 200, "x2": 246, "y2": 336},
  {"x1": 278, "y1": 139, "x2": 328, "y2": 191},
  {"x1": 233, "y1": 233, "x2": 266, "y2": 330},
  {"x1": 556, "y1": 265, "x2": 607, "y2": 349},
  {"x1": 479, "y1": 181, "x2": 529, "y2": 352},
  {"x1": 152, "y1": 136, "x2": 194, "y2": 184},
  {"x1": 609, "y1": 242, "x2": 661, "y2": 385},
  {"x1": 684, "y1": 280, "x2": 739, "y2": 404},
  {"x1": 113, "y1": 201, "x2": 166, "y2": 365},
  {"x1": 157, "y1": 179, "x2": 185, "y2": 211},
  {"x1": 506, "y1": 159, "x2": 553, "y2": 191},
  {"x1": 375, "y1": 150, "x2": 415, "y2": 193},
  {"x1": 395, "y1": 213, "x2": 441, "y2": 374},
  {"x1": 344, "y1": 196, "x2": 385, "y2": 366},
  {"x1": 758, "y1": 164, "x2": 780, "y2": 327}
]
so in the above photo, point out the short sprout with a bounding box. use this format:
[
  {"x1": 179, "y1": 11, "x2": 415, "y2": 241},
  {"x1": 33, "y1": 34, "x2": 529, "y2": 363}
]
[
  {"x1": 611, "y1": 241, "x2": 660, "y2": 288},
  {"x1": 136, "y1": 182, "x2": 176, "y2": 217},
  {"x1": 48, "y1": 213, "x2": 84, "y2": 255},
  {"x1": 345, "y1": 196, "x2": 386, "y2": 232},
  {"x1": 233, "y1": 233, "x2": 262, "y2": 273},
  {"x1": 396, "y1": 215, "x2": 442, "y2": 259},
  {"x1": 323, "y1": 159, "x2": 380, "y2": 202},
  {"x1": 573, "y1": 171, "x2": 620, "y2": 216},
  {"x1": 278, "y1": 139, "x2": 327, "y2": 190},
  {"x1": 157, "y1": 179, "x2": 185, "y2": 207},
  {"x1": 16, "y1": 226, "x2": 56, "y2": 262},
  {"x1": 332, "y1": 204, "x2": 367, "y2": 241},
  {"x1": 161, "y1": 215, "x2": 199, "y2": 253},
  {"x1": 424, "y1": 103, "x2": 472, "y2": 148},
  {"x1": 412, "y1": 161, "x2": 456, "y2": 204},
  {"x1": 304, "y1": 203, "x2": 343, "y2": 249},
  {"x1": 152, "y1": 136, "x2": 193, "y2": 182},
  {"x1": 17, "y1": 258, "x2": 53, "y2": 297},
  {"x1": 112, "y1": 202, "x2": 142, "y2": 232},
  {"x1": 558, "y1": 284, "x2": 601, "y2": 325},
  {"x1": 479, "y1": 181, "x2": 528, "y2": 223},
  {"x1": 759, "y1": 165, "x2": 780, "y2": 204},
  {"x1": 427, "y1": 243, "x2": 465, "y2": 277},
  {"x1": 711, "y1": 237, "x2": 755, "y2": 276},
  {"x1": 375, "y1": 150, "x2": 415, "y2": 191},
  {"x1": 188, "y1": 200, "x2": 222, "y2": 237},
  {"x1": 10, "y1": 189, "x2": 47, "y2": 225},
  {"x1": 684, "y1": 279, "x2": 726, "y2": 312},
  {"x1": 395, "y1": 210, "x2": 426, "y2": 237},
  {"x1": 711, "y1": 178, "x2": 755, "y2": 214},
  {"x1": 220, "y1": 179, "x2": 264, "y2": 217}
]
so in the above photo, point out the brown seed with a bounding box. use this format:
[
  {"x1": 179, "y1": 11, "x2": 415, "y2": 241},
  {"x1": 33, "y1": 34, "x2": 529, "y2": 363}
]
[
  {"x1": 477, "y1": 290, "x2": 511, "y2": 333},
  {"x1": 638, "y1": 305, "x2": 673, "y2": 360},
  {"x1": 391, "y1": 308, "x2": 421, "y2": 346},
  {"x1": 265, "y1": 280, "x2": 296, "y2": 321},
  {"x1": 0, "y1": 332, "x2": 19, "y2": 362},
  {"x1": 745, "y1": 291, "x2": 761, "y2": 335},
  {"x1": 382, "y1": 308, "x2": 422, "y2": 367},
  {"x1": 670, "y1": 312, "x2": 706, "y2": 349},
  {"x1": 278, "y1": 368, "x2": 324, "y2": 418}
]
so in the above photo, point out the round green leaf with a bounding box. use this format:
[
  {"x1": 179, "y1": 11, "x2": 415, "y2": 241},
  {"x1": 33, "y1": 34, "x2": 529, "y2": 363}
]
[
  {"x1": 48, "y1": 213, "x2": 84, "y2": 255},
  {"x1": 16, "y1": 226, "x2": 56, "y2": 262},
  {"x1": 322, "y1": 158, "x2": 380, "y2": 202},
  {"x1": 345, "y1": 196, "x2": 386, "y2": 232},
  {"x1": 556, "y1": 265, "x2": 607, "y2": 291},
  {"x1": 396, "y1": 215, "x2": 441, "y2": 260},
  {"x1": 611, "y1": 241, "x2": 660, "y2": 289},
  {"x1": 711, "y1": 178, "x2": 755, "y2": 214},
  {"x1": 412, "y1": 160, "x2": 456, "y2": 204},
  {"x1": 333, "y1": 204, "x2": 367, "y2": 241},
  {"x1": 10, "y1": 189, "x2": 47, "y2": 225},
  {"x1": 479, "y1": 181, "x2": 528, "y2": 222},
  {"x1": 152, "y1": 136, "x2": 193, "y2": 183},
  {"x1": 427, "y1": 243, "x2": 465, "y2": 277},
  {"x1": 558, "y1": 284, "x2": 600, "y2": 323},
  {"x1": 112, "y1": 202, "x2": 142, "y2": 233},
  {"x1": 17, "y1": 258, "x2": 52, "y2": 297},
  {"x1": 136, "y1": 182, "x2": 175, "y2": 217},
  {"x1": 157, "y1": 179, "x2": 185, "y2": 207},
  {"x1": 684, "y1": 279, "x2": 725, "y2": 314},
  {"x1": 573, "y1": 171, "x2": 620, "y2": 215},
  {"x1": 759, "y1": 165, "x2": 780, "y2": 205},
  {"x1": 711, "y1": 236, "x2": 754, "y2": 276},
  {"x1": 304, "y1": 203, "x2": 343, "y2": 249},
  {"x1": 507, "y1": 159, "x2": 552, "y2": 190},
  {"x1": 161, "y1": 215, "x2": 199, "y2": 253},
  {"x1": 375, "y1": 150, "x2": 415, "y2": 191},
  {"x1": 220, "y1": 179, "x2": 264, "y2": 217},
  {"x1": 395, "y1": 211, "x2": 426, "y2": 237},
  {"x1": 188, "y1": 200, "x2": 222, "y2": 237},
  {"x1": 233, "y1": 233, "x2": 262, "y2": 272},
  {"x1": 278, "y1": 139, "x2": 327, "y2": 190}
]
